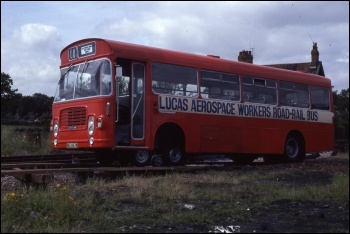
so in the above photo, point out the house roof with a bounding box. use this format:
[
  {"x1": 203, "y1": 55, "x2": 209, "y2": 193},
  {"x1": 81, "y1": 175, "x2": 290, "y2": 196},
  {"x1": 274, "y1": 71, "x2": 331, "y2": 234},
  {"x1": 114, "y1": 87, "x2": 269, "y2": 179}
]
[
  {"x1": 264, "y1": 61, "x2": 325, "y2": 77},
  {"x1": 238, "y1": 42, "x2": 325, "y2": 77}
]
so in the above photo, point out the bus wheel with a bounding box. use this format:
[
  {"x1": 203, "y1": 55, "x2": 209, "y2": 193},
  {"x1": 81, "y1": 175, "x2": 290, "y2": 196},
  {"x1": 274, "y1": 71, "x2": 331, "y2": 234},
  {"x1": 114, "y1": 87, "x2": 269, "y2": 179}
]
[
  {"x1": 134, "y1": 150, "x2": 151, "y2": 166},
  {"x1": 164, "y1": 145, "x2": 184, "y2": 166},
  {"x1": 151, "y1": 155, "x2": 163, "y2": 167},
  {"x1": 284, "y1": 134, "x2": 305, "y2": 162}
]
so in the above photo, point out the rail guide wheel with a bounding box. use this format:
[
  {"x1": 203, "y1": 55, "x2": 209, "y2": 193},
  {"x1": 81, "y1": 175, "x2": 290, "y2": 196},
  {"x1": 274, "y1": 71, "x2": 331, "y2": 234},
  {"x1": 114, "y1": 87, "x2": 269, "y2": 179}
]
[{"x1": 151, "y1": 155, "x2": 163, "y2": 167}]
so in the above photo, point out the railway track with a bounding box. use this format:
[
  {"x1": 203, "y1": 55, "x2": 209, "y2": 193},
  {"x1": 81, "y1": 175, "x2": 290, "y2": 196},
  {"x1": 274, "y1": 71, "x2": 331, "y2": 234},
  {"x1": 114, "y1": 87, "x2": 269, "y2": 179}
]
[
  {"x1": 2, "y1": 152, "x2": 330, "y2": 186},
  {"x1": 1, "y1": 152, "x2": 96, "y2": 164},
  {"x1": 1, "y1": 153, "x2": 239, "y2": 185}
]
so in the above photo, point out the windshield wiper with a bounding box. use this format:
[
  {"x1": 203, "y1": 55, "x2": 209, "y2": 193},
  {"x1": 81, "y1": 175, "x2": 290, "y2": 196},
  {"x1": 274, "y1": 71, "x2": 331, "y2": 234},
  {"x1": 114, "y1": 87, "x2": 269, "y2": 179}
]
[{"x1": 58, "y1": 64, "x2": 74, "y2": 84}]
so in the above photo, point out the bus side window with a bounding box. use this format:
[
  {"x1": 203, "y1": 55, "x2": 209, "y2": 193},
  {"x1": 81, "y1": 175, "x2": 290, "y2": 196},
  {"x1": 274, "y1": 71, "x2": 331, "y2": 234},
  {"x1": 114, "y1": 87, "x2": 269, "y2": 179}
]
[
  {"x1": 280, "y1": 81, "x2": 309, "y2": 108},
  {"x1": 310, "y1": 86, "x2": 330, "y2": 110},
  {"x1": 209, "y1": 87, "x2": 221, "y2": 99},
  {"x1": 201, "y1": 71, "x2": 240, "y2": 101},
  {"x1": 243, "y1": 94, "x2": 250, "y2": 102}
]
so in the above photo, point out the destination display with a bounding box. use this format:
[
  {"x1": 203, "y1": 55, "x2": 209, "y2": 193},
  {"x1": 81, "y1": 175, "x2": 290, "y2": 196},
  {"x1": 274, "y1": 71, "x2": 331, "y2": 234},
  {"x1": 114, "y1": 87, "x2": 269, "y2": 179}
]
[{"x1": 68, "y1": 41, "x2": 96, "y2": 61}]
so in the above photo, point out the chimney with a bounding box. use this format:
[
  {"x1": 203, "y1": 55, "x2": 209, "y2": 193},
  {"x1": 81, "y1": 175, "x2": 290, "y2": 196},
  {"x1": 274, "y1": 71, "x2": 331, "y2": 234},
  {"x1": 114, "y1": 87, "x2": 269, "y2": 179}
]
[
  {"x1": 311, "y1": 42, "x2": 319, "y2": 67},
  {"x1": 238, "y1": 50, "x2": 253, "y2": 63}
]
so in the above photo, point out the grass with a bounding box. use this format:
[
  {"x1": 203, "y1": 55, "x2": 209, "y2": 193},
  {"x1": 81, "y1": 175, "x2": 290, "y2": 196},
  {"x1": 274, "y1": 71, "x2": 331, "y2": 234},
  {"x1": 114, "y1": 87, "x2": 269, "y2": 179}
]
[
  {"x1": 1, "y1": 154, "x2": 349, "y2": 232},
  {"x1": 1, "y1": 125, "x2": 52, "y2": 156}
]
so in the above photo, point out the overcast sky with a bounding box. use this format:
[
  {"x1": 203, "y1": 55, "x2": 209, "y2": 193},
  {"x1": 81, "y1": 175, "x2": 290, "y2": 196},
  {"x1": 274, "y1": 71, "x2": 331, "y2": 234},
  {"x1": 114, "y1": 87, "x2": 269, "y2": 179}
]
[{"x1": 1, "y1": 1, "x2": 349, "y2": 97}]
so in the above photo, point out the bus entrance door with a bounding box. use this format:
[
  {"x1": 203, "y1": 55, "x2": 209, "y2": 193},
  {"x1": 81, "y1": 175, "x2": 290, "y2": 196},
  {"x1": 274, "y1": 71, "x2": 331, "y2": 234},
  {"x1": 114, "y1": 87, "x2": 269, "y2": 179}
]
[
  {"x1": 115, "y1": 62, "x2": 145, "y2": 146},
  {"x1": 130, "y1": 63, "x2": 145, "y2": 144}
]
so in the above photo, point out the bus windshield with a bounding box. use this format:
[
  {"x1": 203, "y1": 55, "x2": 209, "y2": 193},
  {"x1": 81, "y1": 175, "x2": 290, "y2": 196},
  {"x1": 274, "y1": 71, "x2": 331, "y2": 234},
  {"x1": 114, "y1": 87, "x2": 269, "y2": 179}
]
[{"x1": 54, "y1": 59, "x2": 112, "y2": 102}]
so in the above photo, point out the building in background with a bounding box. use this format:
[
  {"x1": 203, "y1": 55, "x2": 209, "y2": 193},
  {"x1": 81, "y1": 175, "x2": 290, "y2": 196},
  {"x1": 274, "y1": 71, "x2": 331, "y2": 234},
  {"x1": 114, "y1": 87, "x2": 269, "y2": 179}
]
[{"x1": 238, "y1": 42, "x2": 325, "y2": 77}]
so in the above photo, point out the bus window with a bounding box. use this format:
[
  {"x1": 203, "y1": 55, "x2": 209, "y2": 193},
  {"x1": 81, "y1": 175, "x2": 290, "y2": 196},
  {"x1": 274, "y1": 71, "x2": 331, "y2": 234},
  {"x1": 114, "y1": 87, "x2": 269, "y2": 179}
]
[
  {"x1": 54, "y1": 59, "x2": 112, "y2": 102},
  {"x1": 280, "y1": 81, "x2": 309, "y2": 108},
  {"x1": 152, "y1": 62, "x2": 198, "y2": 97},
  {"x1": 310, "y1": 86, "x2": 330, "y2": 110},
  {"x1": 100, "y1": 60, "x2": 112, "y2": 95},
  {"x1": 119, "y1": 76, "x2": 130, "y2": 96},
  {"x1": 242, "y1": 76, "x2": 277, "y2": 104},
  {"x1": 200, "y1": 71, "x2": 240, "y2": 100}
]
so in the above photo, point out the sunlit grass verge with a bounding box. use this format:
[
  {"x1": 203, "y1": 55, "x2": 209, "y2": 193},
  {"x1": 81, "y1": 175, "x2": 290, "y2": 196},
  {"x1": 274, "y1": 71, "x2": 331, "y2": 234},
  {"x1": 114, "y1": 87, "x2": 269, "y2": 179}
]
[
  {"x1": 1, "y1": 185, "x2": 82, "y2": 233},
  {"x1": 1, "y1": 160, "x2": 348, "y2": 233}
]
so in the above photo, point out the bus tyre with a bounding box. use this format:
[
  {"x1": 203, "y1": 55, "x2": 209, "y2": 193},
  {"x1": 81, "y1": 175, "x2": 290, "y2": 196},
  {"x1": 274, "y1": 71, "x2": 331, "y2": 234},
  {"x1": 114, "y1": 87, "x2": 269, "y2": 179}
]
[
  {"x1": 151, "y1": 155, "x2": 163, "y2": 167},
  {"x1": 164, "y1": 145, "x2": 184, "y2": 166},
  {"x1": 134, "y1": 150, "x2": 151, "y2": 166},
  {"x1": 284, "y1": 134, "x2": 305, "y2": 162}
]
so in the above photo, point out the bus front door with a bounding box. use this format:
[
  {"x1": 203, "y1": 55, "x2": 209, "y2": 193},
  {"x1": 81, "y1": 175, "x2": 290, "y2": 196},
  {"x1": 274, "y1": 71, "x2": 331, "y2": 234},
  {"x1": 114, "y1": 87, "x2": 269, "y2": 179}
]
[
  {"x1": 130, "y1": 63, "x2": 145, "y2": 144},
  {"x1": 115, "y1": 62, "x2": 145, "y2": 146}
]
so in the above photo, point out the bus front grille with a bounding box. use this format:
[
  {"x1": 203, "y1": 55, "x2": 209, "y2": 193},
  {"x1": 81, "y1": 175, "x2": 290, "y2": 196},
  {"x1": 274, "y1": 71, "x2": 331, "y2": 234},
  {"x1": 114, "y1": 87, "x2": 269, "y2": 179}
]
[{"x1": 60, "y1": 107, "x2": 87, "y2": 126}]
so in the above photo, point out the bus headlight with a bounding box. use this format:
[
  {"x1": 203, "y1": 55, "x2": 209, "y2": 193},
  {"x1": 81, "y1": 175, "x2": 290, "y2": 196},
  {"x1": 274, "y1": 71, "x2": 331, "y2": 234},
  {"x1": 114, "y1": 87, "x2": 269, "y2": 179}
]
[
  {"x1": 54, "y1": 139, "x2": 58, "y2": 146},
  {"x1": 53, "y1": 119, "x2": 59, "y2": 137},
  {"x1": 88, "y1": 116, "x2": 94, "y2": 135}
]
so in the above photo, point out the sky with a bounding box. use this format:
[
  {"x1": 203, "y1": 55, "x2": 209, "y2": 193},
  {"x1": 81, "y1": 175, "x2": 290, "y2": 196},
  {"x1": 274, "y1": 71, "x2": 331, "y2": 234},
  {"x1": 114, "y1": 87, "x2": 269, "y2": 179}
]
[{"x1": 1, "y1": 1, "x2": 349, "y2": 97}]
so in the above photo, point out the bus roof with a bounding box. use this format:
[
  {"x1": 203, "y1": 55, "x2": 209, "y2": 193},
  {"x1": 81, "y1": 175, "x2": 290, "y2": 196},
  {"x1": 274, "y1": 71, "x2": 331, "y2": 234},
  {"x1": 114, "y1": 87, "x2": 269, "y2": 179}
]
[{"x1": 61, "y1": 38, "x2": 332, "y2": 88}]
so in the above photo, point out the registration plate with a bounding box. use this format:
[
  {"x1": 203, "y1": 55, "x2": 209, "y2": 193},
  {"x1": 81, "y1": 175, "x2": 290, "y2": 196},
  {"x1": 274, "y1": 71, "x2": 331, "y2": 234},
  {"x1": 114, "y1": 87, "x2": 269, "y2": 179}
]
[{"x1": 66, "y1": 143, "x2": 78, "y2": 148}]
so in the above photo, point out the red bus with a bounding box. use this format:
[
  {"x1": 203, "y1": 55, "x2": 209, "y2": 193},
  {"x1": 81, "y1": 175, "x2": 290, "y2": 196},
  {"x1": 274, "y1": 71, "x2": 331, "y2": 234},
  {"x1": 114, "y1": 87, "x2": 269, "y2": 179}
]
[{"x1": 51, "y1": 38, "x2": 334, "y2": 166}]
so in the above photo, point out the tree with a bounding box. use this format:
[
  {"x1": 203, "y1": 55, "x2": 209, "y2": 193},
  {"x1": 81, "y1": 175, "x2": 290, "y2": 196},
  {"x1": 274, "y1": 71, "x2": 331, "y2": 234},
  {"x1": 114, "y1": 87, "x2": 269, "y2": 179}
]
[
  {"x1": 333, "y1": 88, "x2": 349, "y2": 140},
  {"x1": 1, "y1": 72, "x2": 18, "y2": 100},
  {"x1": 1, "y1": 72, "x2": 20, "y2": 119}
]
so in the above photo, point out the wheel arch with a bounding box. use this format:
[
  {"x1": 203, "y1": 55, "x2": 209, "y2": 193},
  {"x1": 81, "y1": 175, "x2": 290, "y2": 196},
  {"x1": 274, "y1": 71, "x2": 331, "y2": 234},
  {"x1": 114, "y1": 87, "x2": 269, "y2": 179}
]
[{"x1": 154, "y1": 122, "x2": 185, "y2": 151}]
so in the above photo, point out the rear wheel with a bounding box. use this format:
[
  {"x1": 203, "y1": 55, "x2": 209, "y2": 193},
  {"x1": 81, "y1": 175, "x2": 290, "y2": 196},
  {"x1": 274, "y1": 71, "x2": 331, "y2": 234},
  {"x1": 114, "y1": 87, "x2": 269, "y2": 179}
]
[
  {"x1": 284, "y1": 134, "x2": 305, "y2": 162},
  {"x1": 164, "y1": 145, "x2": 185, "y2": 166}
]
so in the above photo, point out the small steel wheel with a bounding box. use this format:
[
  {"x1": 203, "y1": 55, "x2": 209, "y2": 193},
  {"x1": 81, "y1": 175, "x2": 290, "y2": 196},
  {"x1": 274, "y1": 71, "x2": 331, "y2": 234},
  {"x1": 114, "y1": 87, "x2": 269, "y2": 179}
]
[
  {"x1": 152, "y1": 155, "x2": 163, "y2": 167},
  {"x1": 134, "y1": 150, "x2": 151, "y2": 166}
]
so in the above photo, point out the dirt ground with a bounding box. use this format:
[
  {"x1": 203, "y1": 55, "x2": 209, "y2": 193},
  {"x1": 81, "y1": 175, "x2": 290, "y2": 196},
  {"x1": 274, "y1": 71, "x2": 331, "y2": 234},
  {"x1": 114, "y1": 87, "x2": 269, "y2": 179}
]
[
  {"x1": 195, "y1": 154, "x2": 349, "y2": 233},
  {"x1": 129, "y1": 154, "x2": 348, "y2": 233}
]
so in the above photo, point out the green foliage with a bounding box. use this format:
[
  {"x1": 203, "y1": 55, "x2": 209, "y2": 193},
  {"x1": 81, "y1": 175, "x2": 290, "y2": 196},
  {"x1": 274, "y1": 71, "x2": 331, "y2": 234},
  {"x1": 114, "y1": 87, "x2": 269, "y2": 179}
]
[
  {"x1": 1, "y1": 72, "x2": 18, "y2": 100},
  {"x1": 1, "y1": 72, "x2": 53, "y2": 124},
  {"x1": 333, "y1": 88, "x2": 349, "y2": 140},
  {"x1": 1, "y1": 186, "x2": 81, "y2": 232},
  {"x1": 1, "y1": 157, "x2": 348, "y2": 232},
  {"x1": 1, "y1": 125, "x2": 52, "y2": 156}
]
